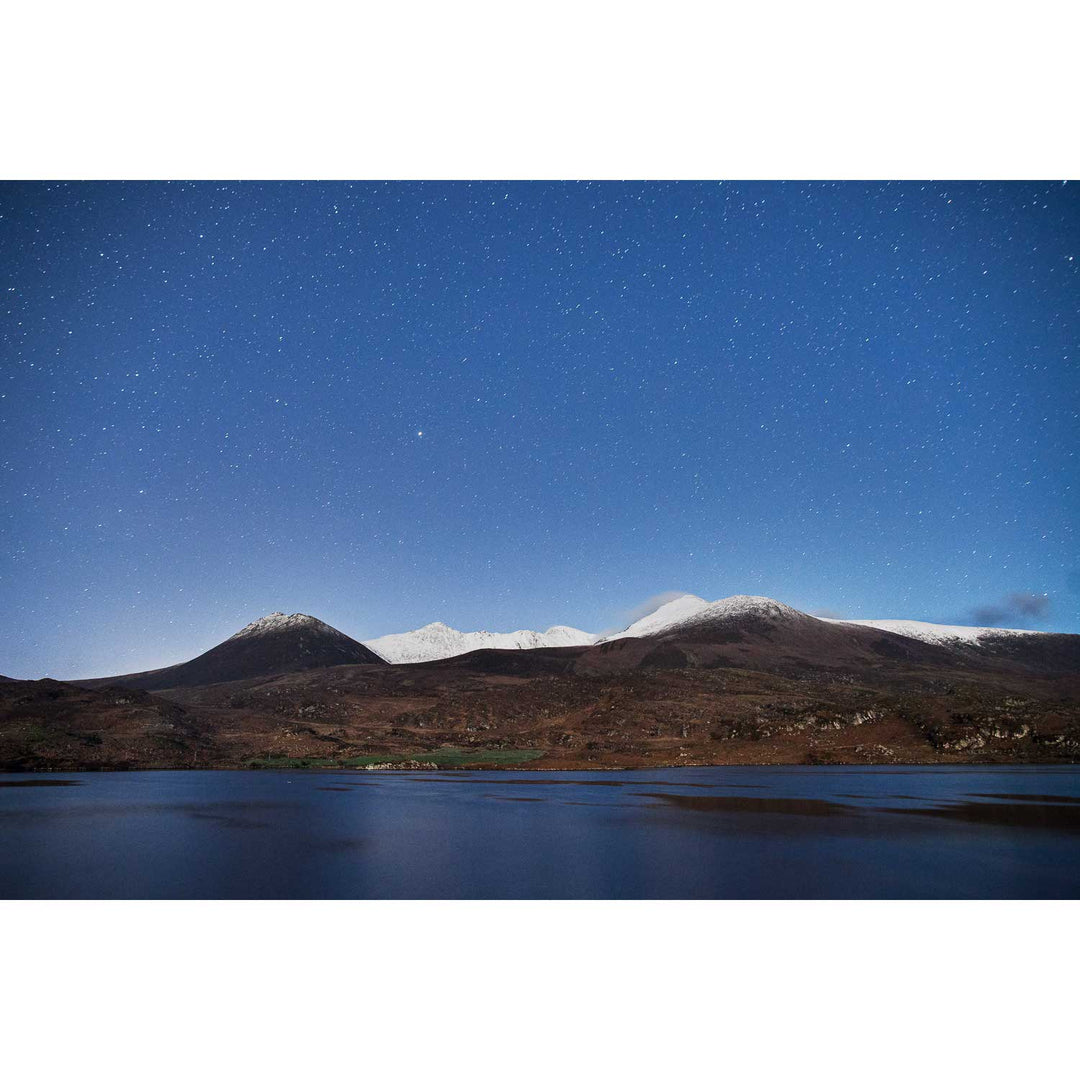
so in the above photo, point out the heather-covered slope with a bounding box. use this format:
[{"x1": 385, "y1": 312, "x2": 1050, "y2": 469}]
[{"x1": 0, "y1": 678, "x2": 204, "y2": 770}]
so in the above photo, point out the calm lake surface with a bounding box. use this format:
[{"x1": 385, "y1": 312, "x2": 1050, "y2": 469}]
[{"x1": 2, "y1": 765, "x2": 1079, "y2": 898}]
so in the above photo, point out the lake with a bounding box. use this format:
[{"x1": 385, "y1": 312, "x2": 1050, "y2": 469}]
[{"x1": 2, "y1": 765, "x2": 1078, "y2": 898}]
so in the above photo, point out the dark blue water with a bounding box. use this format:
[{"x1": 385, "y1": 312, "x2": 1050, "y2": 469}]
[{"x1": 2, "y1": 765, "x2": 1078, "y2": 898}]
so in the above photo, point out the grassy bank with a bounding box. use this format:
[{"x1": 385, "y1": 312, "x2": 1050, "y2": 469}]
[{"x1": 243, "y1": 747, "x2": 545, "y2": 769}]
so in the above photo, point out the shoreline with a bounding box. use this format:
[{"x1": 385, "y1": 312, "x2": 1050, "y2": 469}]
[{"x1": 3, "y1": 757, "x2": 1079, "y2": 775}]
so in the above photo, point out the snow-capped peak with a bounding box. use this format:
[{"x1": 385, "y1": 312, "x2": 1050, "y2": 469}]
[
  {"x1": 363, "y1": 621, "x2": 598, "y2": 664},
  {"x1": 229, "y1": 612, "x2": 328, "y2": 640},
  {"x1": 690, "y1": 595, "x2": 806, "y2": 622},
  {"x1": 600, "y1": 594, "x2": 811, "y2": 642},
  {"x1": 601, "y1": 592, "x2": 1053, "y2": 648}
]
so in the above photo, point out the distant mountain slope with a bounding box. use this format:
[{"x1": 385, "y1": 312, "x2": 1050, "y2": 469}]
[
  {"x1": 826, "y1": 617, "x2": 1078, "y2": 673},
  {"x1": 77, "y1": 612, "x2": 386, "y2": 691},
  {"x1": 825, "y1": 617, "x2": 1039, "y2": 646},
  {"x1": 364, "y1": 621, "x2": 597, "y2": 663}
]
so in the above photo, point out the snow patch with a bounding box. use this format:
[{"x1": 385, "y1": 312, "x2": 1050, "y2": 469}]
[{"x1": 823, "y1": 617, "x2": 1044, "y2": 646}]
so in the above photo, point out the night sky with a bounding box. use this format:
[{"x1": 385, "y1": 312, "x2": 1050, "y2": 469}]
[{"x1": 2, "y1": 180, "x2": 1077, "y2": 678}]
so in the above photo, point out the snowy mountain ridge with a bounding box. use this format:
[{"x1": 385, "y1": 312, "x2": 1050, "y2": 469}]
[{"x1": 364, "y1": 621, "x2": 598, "y2": 664}]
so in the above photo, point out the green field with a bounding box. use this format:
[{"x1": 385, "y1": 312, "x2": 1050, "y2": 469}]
[{"x1": 244, "y1": 747, "x2": 544, "y2": 769}]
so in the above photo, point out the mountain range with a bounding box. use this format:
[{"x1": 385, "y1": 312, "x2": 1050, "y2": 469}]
[
  {"x1": 359, "y1": 592, "x2": 1050, "y2": 663},
  {"x1": 2, "y1": 593, "x2": 1077, "y2": 771}
]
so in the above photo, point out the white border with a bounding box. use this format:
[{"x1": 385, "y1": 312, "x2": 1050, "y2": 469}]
[
  {"x1": 1, "y1": 900, "x2": 1075, "y2": 1078},
  {"x1": 3, "y1": 4, "x2": 1076, "y2": 1075},
  {"x1": 2, "y1": 2, "x2": 1077, "y2": 179}
]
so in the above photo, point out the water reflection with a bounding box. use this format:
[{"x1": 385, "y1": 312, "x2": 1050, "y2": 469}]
[
  {"x1": 0, "y1": 765, "x2": 1078, "y2": 899},
  {"x1": 633, "y1": 793, "x2": 850, "y2": 815},
  {"x1": 0, "y1": 779, "x2": 83, "y2": 787}
]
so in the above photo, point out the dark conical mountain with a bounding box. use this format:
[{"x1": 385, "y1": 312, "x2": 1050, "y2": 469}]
[{"x1": 78, "y1": 612, "x2": 386, "y2": 691}]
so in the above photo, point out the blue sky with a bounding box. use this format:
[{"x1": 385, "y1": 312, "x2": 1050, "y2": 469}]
[{"x1": 2, "y1": 180, "x2": 1077, "y2": 677}]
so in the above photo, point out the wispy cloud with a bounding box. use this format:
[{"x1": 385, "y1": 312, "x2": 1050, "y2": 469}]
[
  {"x1": 599, "y1": 591, "x2": 693, "y2": 636},
  {"x1": 624, "y1": 591, "x2": 692, "y2": 622},
  {"x1": 970, "y1": 592, "x2": 1050, "y2": 627}
]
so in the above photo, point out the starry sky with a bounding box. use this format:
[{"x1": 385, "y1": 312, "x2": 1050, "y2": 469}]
[{"x1": 2, "y1": 180, "x2": 1077, "y2": 678}]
